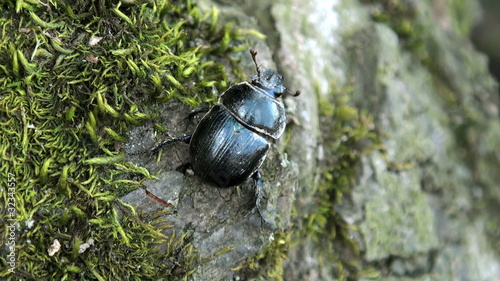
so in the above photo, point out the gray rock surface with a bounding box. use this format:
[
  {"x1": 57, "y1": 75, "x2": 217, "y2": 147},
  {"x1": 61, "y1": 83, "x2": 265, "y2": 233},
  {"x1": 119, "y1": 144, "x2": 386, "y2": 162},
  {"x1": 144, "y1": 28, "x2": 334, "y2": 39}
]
[
  {"x1": 122, "y1": 99, "x2": 299, "y2": 280},
  {"x1": 120, "y1": 0, "x2": 500, "y2": 280}
]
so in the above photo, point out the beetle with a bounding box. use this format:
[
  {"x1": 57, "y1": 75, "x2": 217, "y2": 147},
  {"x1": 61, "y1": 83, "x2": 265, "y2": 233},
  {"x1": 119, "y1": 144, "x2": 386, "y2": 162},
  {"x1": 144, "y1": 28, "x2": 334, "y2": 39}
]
[{"x1": 152, "y1": 49, "x2": 299, "y2": 215}]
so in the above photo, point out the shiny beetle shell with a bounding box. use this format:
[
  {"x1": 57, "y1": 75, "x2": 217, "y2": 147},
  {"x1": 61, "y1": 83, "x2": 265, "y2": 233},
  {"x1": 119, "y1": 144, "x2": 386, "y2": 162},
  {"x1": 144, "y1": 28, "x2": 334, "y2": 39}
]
[{"x1": 188, "y1": 50, "x2": 299, "y2": 188}]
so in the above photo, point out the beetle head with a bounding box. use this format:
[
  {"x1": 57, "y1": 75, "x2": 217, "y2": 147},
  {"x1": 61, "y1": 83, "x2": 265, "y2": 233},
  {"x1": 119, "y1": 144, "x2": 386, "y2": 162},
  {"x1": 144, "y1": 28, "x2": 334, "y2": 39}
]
[
  {"x1": 251, "y1": 68, "x2": 286, "y2": 97},
  {"x1": 250, "y1": 49, "x2": 300, "y2": 98}
]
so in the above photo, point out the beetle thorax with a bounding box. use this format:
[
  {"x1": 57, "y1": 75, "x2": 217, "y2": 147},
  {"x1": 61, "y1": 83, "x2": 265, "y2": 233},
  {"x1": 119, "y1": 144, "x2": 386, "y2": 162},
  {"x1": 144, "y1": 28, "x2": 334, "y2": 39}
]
[{"x1": 218, "y1": 81, "x2": 287, "y2": 140}]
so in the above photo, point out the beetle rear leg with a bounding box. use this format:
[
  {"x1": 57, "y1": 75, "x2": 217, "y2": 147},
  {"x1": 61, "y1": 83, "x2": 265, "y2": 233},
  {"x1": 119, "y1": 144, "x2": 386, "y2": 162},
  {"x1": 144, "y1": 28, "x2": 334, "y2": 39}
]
[
  {"x1": 246, "y1": 170, "x2": 270, "y2": 225},
  {"x1": 252, "y1": 171, "x2": 264, "y2": 212}
]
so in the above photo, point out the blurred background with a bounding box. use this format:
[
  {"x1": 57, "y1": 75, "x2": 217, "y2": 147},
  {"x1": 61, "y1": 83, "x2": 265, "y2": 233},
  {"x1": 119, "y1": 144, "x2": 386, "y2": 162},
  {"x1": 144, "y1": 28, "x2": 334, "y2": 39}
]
[{"x1": 472, "y1": 0, "x2": 500, "y2": 84}]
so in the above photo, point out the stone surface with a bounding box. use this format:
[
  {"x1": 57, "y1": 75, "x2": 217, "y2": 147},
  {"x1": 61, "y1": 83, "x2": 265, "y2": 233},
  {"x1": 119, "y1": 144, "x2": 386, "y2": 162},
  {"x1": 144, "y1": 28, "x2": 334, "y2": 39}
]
[
  {"x1": 119, "y1": 0, "x2": 500, "y2": 280},
  {"x1": 265, "y1": 0, "x2": 500, "y2": 280}
]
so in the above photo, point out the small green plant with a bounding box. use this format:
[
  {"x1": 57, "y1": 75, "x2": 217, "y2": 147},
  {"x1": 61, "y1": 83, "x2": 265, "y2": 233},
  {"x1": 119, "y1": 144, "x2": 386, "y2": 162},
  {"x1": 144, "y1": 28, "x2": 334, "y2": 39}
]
[
  {"x1": 233, "y1": 231, "x2": 292, "y2": 281},
  {"x1": 299, "y1": 85, "x2": 382, "y2": 280},
  {"x1": 0, "y1": 0, "x2": 260, "y2": 279}
]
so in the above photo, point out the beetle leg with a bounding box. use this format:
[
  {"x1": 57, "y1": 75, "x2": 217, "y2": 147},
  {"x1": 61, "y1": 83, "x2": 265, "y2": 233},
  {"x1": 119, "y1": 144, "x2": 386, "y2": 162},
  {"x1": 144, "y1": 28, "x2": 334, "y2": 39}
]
[
  {"x1": 148, "y1": 135, "x2": 191, "y2": 163},
  {"x1": 150, "y1": 135, "x2": 191, "y2": 155},
  {"x1": 252, "y1": 171, "x2": 263, "y2": 209},
  {"x1": 186, "y1": 108, "x2": 209, "y2": 121},
  {"x1": 249, "y1": 171, "x2": 277, "y2": 229},
  {"x1": 250, "y1": 170, "x2": 268, "y2": 224}
]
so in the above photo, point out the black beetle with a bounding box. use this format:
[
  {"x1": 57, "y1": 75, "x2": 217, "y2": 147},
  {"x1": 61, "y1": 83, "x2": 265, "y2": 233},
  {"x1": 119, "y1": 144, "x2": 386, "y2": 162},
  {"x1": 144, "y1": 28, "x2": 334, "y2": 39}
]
[{"x1": 152, "y1": 49, "x2": 299, "y2": 214}]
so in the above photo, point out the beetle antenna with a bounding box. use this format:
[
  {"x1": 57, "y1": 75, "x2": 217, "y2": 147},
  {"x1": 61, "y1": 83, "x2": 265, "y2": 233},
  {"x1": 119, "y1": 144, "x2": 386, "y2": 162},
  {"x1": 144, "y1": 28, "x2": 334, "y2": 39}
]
[{"x1": 250, "y1": 48, "x2": 261, "y2": 76}]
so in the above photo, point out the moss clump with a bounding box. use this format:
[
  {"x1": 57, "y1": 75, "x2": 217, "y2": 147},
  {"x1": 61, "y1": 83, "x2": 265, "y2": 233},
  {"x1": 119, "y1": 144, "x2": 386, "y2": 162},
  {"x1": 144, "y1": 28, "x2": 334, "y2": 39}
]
[
  {"x1": 233, "y1": 230, "x2": 292, "y2": 281},
  {"x1": 237, "y1": 84, "x2": 382, "y2": 280},
  {"x1": 298, "y1": 85, "x2": 382, "y2": 280},
  {"x1": 367, "y1": 0, "x2": 425, "y2": 51},
  {"x1": 0, "y1": 0, "x2": 253, "y2": 279}
]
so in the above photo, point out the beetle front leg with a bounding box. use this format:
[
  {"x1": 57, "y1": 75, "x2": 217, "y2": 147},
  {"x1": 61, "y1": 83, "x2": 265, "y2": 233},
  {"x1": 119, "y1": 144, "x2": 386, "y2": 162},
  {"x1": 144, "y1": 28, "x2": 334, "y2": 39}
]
[
  {"x1": 186, "y1": 108, "x2": 209, "y2": 121},
  {"x1": 150, "y1": 135, "x2": 191, "y2": 155},
  {"x1": 148, "y1": 135, "x2": 191, "y2": 162}
]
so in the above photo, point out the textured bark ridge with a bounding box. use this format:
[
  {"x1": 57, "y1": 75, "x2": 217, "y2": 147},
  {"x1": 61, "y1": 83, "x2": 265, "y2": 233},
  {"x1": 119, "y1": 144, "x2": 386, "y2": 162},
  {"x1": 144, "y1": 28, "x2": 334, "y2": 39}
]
[{"x1": 121, "y1": 0, "x2": 500, "y2": 280}]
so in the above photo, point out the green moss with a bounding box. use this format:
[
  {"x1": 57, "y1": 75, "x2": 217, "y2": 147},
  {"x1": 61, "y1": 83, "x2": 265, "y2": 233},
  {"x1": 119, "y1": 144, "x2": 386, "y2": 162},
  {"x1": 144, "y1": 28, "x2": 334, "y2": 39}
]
[
  {"x1": 297, "y1": 85, "x2": 382, "y2": 280},
  {"x1": 448, "y1": 0, "x2": 478, "y2": 38},
  {"x1": 235, "y1": 83, "x2": 381, "y2": 280},
  {"x1": 360, "y1": 170, "x2": 439, "y2": 260},
  {"x1": 0, "y1": 0, "x2": 257, "y2": 279},
  {"x1": 234, "y1": 230, "x2": 292, "y2": 281},
  {"x1": 368, "y1": 0, "x2": 426, "y2": 54}
]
